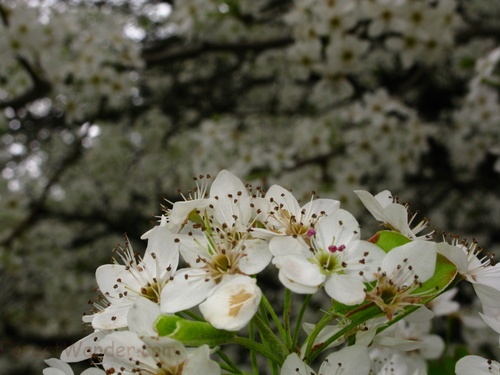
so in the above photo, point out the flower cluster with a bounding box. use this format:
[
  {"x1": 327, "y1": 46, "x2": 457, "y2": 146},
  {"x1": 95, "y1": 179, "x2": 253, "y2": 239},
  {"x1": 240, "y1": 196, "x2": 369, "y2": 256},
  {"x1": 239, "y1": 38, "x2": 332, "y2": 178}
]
[{"x1": 44, "y1": 171, "x2": 500, "y2": 374}]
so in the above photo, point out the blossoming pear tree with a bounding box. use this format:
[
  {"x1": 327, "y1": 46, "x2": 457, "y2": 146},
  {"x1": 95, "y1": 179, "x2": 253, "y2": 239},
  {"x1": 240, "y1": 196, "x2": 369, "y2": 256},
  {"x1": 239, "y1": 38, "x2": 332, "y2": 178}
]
[{"x1": 0, "y1": 0, "x2": 500, "y2": 373}]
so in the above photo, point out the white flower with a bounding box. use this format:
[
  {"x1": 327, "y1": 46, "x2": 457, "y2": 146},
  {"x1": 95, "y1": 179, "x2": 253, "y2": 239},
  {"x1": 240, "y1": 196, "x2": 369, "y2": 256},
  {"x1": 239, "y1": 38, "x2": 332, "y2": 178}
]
[
  {"x1": 160, "y1": 231, "x2": 267, "y2": 303},
  {"x1": 373, "y1": 320, "x2": 444, "y2": 362},
  {"x1": 160, "y1": 228, "x2": 267, "y2": 330},
  {"x1": 437, "y1": 239, "x2": 500, "y2": 307},
  {"x1": 90, "y1": 217, "x2": 179, "y2": 330},
  {"x1": 43, "y1": 359, "x2": 104, "y2": 375},
  {"x1": 354, "y1": 190, "x2": 434, "y2": 240},
  {"x1": 98, "y1": 298, "x2": 221, "y2": 375},
  {"x1": 99, "y1": 331, "x2": 220, "y2": 375},
  {"x1": 369, "y1": 347, "x2": 425, "y2": 375},
  {"x1": 479, "y1": 305, "x2": 500, "y2": 339},
  {"x1": 60, "y1": 330, "x2": 108, "y2": 363},
  {"x1": 270, "y1": 209, "x2": 385, "y2": 304},
  {"x1": 199, "y1": 274, "x2": 262, "y2": 331},
  {"x1": 426, "y1": 287, "x2": 460, "y2": 317},
  {"x1": 281, "y1": 345, "x2": 371, "y2": 375},
  {"x1": 366, "y1": 241, "x2": 437, "y2": 320},
  {"x1": 325, "y1": 35, "x2": 370, "y2": 75},
  {"x1": 456, "y1": 355, "x2": 500, "y2": 375},
  {"x1": 254, "y1": 184, "x2": 340, "y2": 245},
  {"x1": 361, "y1": 0, "x2": 406, "y2": 37},
  {"x1": 168, "y1": 170, "x2": 255, "y2": 230}
]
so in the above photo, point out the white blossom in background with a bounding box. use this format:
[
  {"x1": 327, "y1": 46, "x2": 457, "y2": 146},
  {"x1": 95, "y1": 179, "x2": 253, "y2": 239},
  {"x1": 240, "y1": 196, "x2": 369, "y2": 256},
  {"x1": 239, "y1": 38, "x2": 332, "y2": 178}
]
[{"x1": 370, "y1": 320, "x2": 445, "y2": 371}]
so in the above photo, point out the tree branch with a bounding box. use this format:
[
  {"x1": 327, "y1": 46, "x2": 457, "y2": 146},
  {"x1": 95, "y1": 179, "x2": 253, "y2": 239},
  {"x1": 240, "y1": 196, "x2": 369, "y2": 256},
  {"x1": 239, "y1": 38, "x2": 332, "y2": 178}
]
[
  {"x1": 0, "y1": 133, "x2": 86, "y2": 247},
  {"x1": 142, "y1": 36, "x2": 293, "y2": 65},
  {"x1": 0, "y1": 55, "x2": 52, "y2": 110}
]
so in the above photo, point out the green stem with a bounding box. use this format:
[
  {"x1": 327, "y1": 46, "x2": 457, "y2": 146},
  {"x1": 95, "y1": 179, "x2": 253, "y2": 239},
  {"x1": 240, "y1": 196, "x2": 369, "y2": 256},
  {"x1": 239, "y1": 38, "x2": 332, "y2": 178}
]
[
  {"x1": 271, "y1": 361, "x2": 279, "y2": 375},
  {"x1": 283, "y1": 289, "x2": 292, "y2": 347},
  {"x1": 303, "y1": 303, "x2": 338, "y2": 361},
  {"x1": 252, "y1": 314, "x2": 290, "y2": 366},
  {"x1": 307, "y1": 303, "x2": 382, "y2": 363},
  {"x1": 249, "y1": 321, "x2": 259, "y2": 375},
  {"x1": 230, "y1": 336, "x2": 282, "y2": 364},
  {"x1": 261, "y1": 293, "x2": 291, "y2": 348},
  {"x1": 176, "y1": 309, "x2": 205, "y2": 321},
  {"x1": 216, "y1": 349, "x2": 246, "y2": 374},
  {"x1": 292, "y1": 294, "x2": 312, "y2": 349}
]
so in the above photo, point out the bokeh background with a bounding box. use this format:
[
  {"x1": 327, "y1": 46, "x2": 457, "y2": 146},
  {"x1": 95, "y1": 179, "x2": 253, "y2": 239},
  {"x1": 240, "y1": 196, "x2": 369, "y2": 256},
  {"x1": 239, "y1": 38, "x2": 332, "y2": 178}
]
[{"x1": 1, "y1": 0, "x2": 500, "y2": 373}]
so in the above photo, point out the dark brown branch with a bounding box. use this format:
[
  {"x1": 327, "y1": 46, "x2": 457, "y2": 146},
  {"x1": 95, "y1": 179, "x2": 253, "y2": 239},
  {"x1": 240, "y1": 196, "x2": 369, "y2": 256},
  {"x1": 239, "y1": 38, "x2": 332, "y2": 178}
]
[
  {"x1": 0, "y1": 55, "x2": 52, "y2": 110},
  {"x1": 0, "y1": 133, "x2": 86, "y2": 247},
  {"x1": 455, "y1": 25, "x2": 500, "y2": 44},
  {"x1": 142, "y1": 36, "x2": 294, "y2": 65}
]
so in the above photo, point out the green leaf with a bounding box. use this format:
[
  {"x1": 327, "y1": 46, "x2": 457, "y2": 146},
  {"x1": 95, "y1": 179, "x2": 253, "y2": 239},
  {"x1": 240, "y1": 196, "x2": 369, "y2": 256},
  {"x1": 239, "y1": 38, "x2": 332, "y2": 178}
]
[
  {"x1": 155, "y1": 315, "x2": 236, "y2": 346},
  {"x1": 371, "y1": 230, "x2": 411, "y2": 253},
  {"x1": 415, "y1": 253, "x2": 458, "y2": 299}
]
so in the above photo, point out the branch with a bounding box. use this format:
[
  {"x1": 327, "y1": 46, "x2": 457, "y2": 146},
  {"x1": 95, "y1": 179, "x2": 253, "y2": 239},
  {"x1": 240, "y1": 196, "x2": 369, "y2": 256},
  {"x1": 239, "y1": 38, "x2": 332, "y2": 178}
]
[
  {"x1": 0, "y1": 132, "x2": 86, "y2": 247},
  {"x1": 455, "y1": 25, "x2": 500, "y2": 44},
  {"x1": 0, "y1": 55, "x2": 52, "y2": 110},
  {"x1": 142, "y1": 36, "x2": 293, "y2": 65}
]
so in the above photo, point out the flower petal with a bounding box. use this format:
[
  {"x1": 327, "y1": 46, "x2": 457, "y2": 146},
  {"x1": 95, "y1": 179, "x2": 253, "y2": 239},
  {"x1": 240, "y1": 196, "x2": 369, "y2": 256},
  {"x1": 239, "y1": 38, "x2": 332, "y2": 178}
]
[
  {"x1": 281, "y1": 353, "x2": 316, "y2": 375},
  {"x1": 473, "y1": 283, "x2": 500, "y2": 308},
  {"x1": 269, "y1": 236, "x2": 310, "y2": 257},
  {"x1": 210, "y1": 170, "x2": 247, "y2": 200},
  {"x1": 319, "y1": 345, "x2": 371, "y2": 374},
  {"x1": 60, "y1": 331, "x2": 108, "y2": 362},
  {"x1": 127, "y1": 298, "x2": 161, "y2": 335},
  {"x1": 199, "y1": 275, "x2": 262, "y2": 331},
  {"x1": 44, "y1": 359, "x2": 72, "y2": 375},
  {"x1": 141, "y1": 224, "x2": 179, "y2": 278},
  {"x1": 383, "y1": 203, "x2": 413, "y2": 238},
  {"x1": 169, "y1": 199, "x2": 210, "y2": 225},
  {"x1": 301, "y1": 198, "x2": 340, "y2": 221},
  {"x1": 437, "y1": 242, "x2": 468, "y2": 274},
  {"x1": 324, "y1": 274, "x2": 366, "y2": 305},
  {"x1": 238, "y1": 238, "x2": 272, "y2": 274},
  {"x1": 381, "y1": 241, "x2": 436, "y2": 285},
  {"x1": 95, "y1": 264, "x2": 139, "y2": 302},
  {"x1": 91, "y1": 303, "x2": 131, "y2": 330},
  {"x1": 273, "y1": 255, "x2": 325, "y2": 287},
  {"x1": 456, "y1": 355, "x2": 500, "y2": 374},
  {"x1": 182, "y1": 345, "x2": 221, "y2": 375},
  {"x1": 316, "y1": 209, "x2": 361, "y2": 249},
  {"x1": 160, "y1": 268, "x2": 215, "y2": 313},
  {"x1": 354, "y1": 190, "x2": 388, "y2": 221},
  {"x1": 277, "y1": 271, "x2": 320, "y2": 294},
  {"x1": 265, "y1": 185, "x2": 301, "y2": 217},
  {"x1": 81, "y1": 369, "x2": 106, "y2": 375},
  {"x1": 342, "y1": 240, "x2": 385, "y2": 279},
  {"x1": 100, "y1": 331, "x2": 157, "y2": 370}
]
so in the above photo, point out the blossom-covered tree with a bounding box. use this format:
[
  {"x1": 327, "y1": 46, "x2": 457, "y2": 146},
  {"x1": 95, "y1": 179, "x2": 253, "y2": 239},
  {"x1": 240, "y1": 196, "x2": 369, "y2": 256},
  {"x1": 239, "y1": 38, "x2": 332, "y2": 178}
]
[{"x1": 1, "y1": 0, "x2": 500, "y2": 374}]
